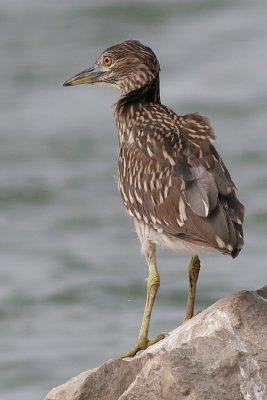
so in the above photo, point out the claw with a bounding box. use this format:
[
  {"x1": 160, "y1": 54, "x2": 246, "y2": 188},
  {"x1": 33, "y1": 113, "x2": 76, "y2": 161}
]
[{"x1": 121, "y1": 333, "x2": 166, "y2": 358}]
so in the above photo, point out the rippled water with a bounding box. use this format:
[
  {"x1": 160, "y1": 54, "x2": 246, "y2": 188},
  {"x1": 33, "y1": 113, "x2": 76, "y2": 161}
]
[{"x1": 1, "y1": 1, "x2": 267, "y2": 399}]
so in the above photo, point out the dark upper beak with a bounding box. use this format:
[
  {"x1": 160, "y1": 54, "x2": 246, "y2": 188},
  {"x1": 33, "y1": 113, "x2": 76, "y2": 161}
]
[{"x1": 63, "y1": 65, "x2": 104, "y2": 87}]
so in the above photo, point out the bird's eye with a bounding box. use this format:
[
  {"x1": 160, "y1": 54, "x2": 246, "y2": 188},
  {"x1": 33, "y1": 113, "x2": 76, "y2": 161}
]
[{"x1": 103, "y1": 56, "x2": 113, "y2": 66}]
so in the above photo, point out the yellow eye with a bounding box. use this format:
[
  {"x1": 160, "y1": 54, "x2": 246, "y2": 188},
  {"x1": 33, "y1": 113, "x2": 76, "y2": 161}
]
[{"x1": 103, "y1": 56, "x2": 113, "y2": 66}]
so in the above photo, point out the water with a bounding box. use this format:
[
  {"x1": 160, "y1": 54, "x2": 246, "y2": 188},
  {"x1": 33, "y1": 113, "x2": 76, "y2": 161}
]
[{"x1": 0, "y1": 0, "x2": 266, "y2": 398}]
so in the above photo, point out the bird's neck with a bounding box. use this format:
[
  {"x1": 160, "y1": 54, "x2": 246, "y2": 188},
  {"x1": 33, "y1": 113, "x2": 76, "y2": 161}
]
[
  {"x1": 115, "y1": 77, "x2": 161, "y2": 145},
  {"x1": 117, "y1": 76, "x2": 161, "y2": 107}
]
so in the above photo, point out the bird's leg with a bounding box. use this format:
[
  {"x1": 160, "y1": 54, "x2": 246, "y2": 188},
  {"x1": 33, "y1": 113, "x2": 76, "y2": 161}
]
[
  {"x1": 121, "y1": 243, "x2": 165, "y2": 358},
  {"x1": 183, "y1": 255, "x2": 200, "y2": 321}
]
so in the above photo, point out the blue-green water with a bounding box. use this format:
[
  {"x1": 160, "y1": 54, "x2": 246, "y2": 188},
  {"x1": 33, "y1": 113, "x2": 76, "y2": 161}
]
[{"x1": 1, "y1": 1, "x2": 267, "y2": 399}]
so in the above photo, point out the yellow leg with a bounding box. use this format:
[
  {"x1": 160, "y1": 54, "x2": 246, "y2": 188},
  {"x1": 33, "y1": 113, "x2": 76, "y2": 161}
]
[
  {"x1": 183, "y1": 255, "x2": 200, "y2": 321},
  {"x1": 121, "y1": 243, "x2": 165, "y2": 358}
]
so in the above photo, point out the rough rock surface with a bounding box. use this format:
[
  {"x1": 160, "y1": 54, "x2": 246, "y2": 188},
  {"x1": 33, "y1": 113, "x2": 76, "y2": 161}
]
[{"x1": 45, "y1": 286, "x2": 267, "y2": 400}]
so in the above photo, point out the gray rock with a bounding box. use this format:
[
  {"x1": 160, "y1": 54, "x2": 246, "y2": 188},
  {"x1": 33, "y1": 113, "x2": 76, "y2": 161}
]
[{"x1": 44, "y1": 286, "x2": 267, "y2": 400}]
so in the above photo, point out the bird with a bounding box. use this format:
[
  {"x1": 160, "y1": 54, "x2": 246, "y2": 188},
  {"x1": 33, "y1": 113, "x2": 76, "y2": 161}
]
[{"x1": 63, "y1": 40, "x2": 244, "y2": 358}]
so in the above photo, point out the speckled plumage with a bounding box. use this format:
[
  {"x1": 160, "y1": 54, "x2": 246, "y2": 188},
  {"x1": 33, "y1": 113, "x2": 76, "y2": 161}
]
[
  {"x1": 64, "y1": 40, "x2": 244, "y2": 357},
  {"x1": 110, "y1": 42, "x2": 244, "y2": 258}
]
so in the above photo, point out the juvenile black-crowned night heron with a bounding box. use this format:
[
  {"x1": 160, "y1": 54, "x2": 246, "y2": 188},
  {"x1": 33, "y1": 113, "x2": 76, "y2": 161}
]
[{"x1": 63, "y1": 40, "x2": 244, "y2": 357}]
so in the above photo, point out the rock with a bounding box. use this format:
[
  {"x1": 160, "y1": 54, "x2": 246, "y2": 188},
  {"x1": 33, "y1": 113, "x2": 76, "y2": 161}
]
[{"x1": 44, "y1": 286, "x2": 267, "y2": 400}]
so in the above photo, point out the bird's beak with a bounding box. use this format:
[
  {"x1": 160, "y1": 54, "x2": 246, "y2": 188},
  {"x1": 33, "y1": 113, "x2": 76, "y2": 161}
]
[{"x1": 63, "y1": 65, "x2": 104, "y2": 87}]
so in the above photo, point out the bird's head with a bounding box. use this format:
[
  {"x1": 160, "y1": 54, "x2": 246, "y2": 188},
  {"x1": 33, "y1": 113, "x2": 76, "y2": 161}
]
[{"x1": 63, "y1": 40, "x2": 160, "y2": 96}]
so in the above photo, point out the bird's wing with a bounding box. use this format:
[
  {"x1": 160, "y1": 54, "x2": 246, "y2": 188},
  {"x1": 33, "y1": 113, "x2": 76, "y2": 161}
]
[{"x1": 118, "y1": 110, "x2": 244, "y2": 255}]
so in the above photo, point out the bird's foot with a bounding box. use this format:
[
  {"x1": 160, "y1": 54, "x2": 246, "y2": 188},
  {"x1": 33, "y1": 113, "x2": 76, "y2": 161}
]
[
  {"x1": 183, "y1": 315, "x2": 192, "y2": 323},
  {"x1": 121, "y1": 333, "x2": 166, "y2": 358}
]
